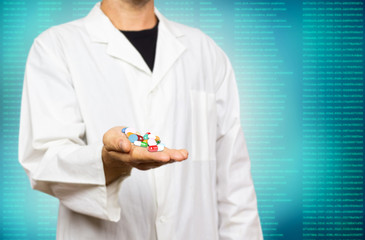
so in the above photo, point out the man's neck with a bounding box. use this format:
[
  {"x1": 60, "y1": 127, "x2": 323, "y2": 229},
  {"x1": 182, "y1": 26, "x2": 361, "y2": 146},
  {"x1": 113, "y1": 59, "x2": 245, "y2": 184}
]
[{"x1": 101, "y1": 0, "x2": 157, "y2": 31}]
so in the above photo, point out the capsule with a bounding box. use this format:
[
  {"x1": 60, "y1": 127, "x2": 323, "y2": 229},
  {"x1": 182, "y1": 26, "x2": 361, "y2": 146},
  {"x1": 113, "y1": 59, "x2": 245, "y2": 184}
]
[
  {"x1": 128, "y1": 134, "x2": 138, "y2": 143},
  {"x1": 156, "y1": 140, "x2": 161, "y2": 144},
  {"x1": 140, "y1": 142, "x2": 148, "y2": 148},
  {"x1": 148, "y1": 134, "x2": 156, "y2": 140},
  {"x1": 143, "y1": 134, "x2": 149, "y2": 140},
  {"x1": 155, "y1": 136, "x2": 160, "y2": 141},
  {"x1": 143, "y1": 139, "x2": 148, "y2": 144},
  {"x1": 134, "y1": 141, "x2": 142, "y2": 146},
  {"x1": 157, "y1": 143, "x2": 165, "y2": 152},
  {"x1": 137, "y1": 135, "x2": 143, "y2": 141},
  {"x1": 125, "y1": 127, "x2": 136, "y2": 134},
  {"x1": 122, "y1": 127, "x2": 127, "y2": 133},
  {"x1": 148, "y1": 139, "x2": 157, "y2": 146},
  {"x1": 148, "y1": 145, "x2": 158, "y2": 152}
]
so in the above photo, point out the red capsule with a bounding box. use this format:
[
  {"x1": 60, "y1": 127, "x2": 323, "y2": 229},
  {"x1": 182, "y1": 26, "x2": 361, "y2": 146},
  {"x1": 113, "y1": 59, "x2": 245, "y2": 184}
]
[
  {"x1": 137, "y1": 135, "x2": 143, "y2": 141},
  {"x1": 148, "y1": 145, "x2": 158, "y2": 152}
]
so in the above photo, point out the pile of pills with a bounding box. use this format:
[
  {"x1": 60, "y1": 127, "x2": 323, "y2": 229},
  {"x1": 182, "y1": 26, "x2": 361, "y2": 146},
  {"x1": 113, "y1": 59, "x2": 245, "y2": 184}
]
[{"x1": 122, "y1": 127, "x2": 165, "y2": 152}]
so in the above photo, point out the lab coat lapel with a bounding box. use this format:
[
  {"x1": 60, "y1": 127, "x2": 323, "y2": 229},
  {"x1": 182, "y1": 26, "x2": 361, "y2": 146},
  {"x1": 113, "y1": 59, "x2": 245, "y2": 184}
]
[
  {"x1": 107, "y1": 30, "x2": 151, "y2": 74},
  {"x1": 150, "y1": 9, "x2": 186, "y2": 92},
  {"x1": 84, "y1": 3, "x2": 151, "y2": 75}
]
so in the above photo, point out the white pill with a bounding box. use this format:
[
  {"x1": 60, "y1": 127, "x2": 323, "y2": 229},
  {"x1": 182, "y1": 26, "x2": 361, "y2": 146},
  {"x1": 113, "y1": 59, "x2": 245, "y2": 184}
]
[
  {"x1": 134, "y1": 141, "x2": 142, "y2": 146},
  {"x1": 125, "y1": 127, "x2": 136, "y2": 134},
  {"x1": 148, "y1": 139, "x2": 157, "y2": 146},
  {"x1": 157, "y1": 143, "x2": 165, "y2": 152},
  {"x1": 148, "y1": 134, "x2": 156, "y2": 139}
]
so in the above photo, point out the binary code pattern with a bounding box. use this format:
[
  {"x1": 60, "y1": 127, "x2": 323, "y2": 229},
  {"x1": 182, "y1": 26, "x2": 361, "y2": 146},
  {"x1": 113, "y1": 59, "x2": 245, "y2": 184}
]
[
  {"x1": 2, "y1": 1, "x2": 29, "y2": 239},
  {"x1": 1, "y1": 1, "x2": 364, "y2": 240},
  {"x1": 302, "y1": 1, "x2": 364, "y2": 239},
  {"x1": 233, "y1": 1, "x2": 300, "y2": 239}
]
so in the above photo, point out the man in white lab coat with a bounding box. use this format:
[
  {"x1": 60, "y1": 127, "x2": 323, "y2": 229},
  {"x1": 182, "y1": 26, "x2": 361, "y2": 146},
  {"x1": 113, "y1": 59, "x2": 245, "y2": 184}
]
[{"x1": 19, "y1": 0, "x2": 263, "y2": 239}]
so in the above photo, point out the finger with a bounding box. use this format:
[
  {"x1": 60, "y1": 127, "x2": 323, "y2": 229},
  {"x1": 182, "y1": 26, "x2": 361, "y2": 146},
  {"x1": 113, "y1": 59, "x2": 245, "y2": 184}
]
[
  {"x1": 107, "y1": 143, "x2": 188, "y2": 165},
  {"x1": 131, "y1": 147, "x2": 189, "y2": 163},
  {"x1": 178, "y1": 149, "x2": 189, "y2": 160},
  {"x1": 108, "y1": 147, "x2": 187, "y2": 170},
  {"x1": 131, "y1": 162, "x2": 167, "y2": 170},
  {"x1": 107, "y1": 149, "x2": 128, "y2": 160},
  {"x1": 108, "y1": 146, "x2": 170, "y2": 164},
  {"x1": 131, "y1": 146, "x2": 170, "y2": 163},
  {"x1": 164, "y1": 148, "x2": 189, "y2": 162},
  {"x1": 103, "y1": 126, "x2": 131, "y2": 153},
  {"x1": 118, "y1": 132, "x2": 132, "y2": 153}
]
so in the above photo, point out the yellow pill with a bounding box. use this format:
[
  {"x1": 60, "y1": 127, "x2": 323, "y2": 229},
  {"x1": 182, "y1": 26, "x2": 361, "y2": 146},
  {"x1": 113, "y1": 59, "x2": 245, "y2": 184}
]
[
  {"x1": 155, "y1": 136, "x2": 160, "y2": 141},
  {"x1": 127, "y1": 132, "x2": 134, "y2": 137}
]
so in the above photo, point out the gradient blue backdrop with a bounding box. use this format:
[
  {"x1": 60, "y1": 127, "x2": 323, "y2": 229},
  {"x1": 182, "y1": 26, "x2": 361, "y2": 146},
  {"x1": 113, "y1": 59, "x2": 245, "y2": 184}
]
[{"x1": 1, "y1": 0, "x2": 364, "y2": 239}]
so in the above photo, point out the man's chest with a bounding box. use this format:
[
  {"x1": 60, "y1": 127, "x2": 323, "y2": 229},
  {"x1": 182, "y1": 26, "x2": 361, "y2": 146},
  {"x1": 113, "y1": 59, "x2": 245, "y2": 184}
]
[{"x1": 61, "y1": 40, "x2": 217, "y2": 154}]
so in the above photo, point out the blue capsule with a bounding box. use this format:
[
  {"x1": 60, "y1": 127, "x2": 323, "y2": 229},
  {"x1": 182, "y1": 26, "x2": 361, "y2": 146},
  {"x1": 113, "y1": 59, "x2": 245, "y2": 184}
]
[
  {"x1": 128, "y1": 134, "x2": 138, "y2": 143},
  {"x1": 122, "y1": 127, "x2": 127, "y2": 133}
]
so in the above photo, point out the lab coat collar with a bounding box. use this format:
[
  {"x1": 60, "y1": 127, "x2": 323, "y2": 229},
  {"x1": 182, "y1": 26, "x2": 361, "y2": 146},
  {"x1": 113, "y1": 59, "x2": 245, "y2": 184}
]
[{"x1": 84, "y1": 2, "x2": 186, "y2": 89}]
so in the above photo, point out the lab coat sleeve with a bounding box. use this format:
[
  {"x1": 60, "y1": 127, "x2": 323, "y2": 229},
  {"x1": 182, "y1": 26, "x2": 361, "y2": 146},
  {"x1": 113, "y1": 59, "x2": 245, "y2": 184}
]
[
  {"x1": 18, "y1": 29, "x2": 124, "y2": 222},
  {"x1": 214, "y1": 46, "x2": 264, "y2": 239}
]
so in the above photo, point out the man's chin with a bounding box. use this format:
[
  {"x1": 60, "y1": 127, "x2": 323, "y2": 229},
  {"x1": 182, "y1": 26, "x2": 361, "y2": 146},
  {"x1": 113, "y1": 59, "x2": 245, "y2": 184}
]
[{"x1": 125, "y1": 0, "x2": 152, "y2": 8}]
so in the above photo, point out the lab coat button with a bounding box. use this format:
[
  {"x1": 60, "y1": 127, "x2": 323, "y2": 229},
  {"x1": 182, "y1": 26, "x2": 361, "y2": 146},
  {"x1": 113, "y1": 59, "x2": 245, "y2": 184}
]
[{"x1": 159, "y1": 216, "x2": 166, "y2": 223}]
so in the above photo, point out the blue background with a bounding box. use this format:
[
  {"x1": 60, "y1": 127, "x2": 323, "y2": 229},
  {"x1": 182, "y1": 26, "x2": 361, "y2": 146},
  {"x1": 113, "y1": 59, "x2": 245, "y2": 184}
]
[{"x1": 1, "y1": 0, "x2": 364, "y2": 239}]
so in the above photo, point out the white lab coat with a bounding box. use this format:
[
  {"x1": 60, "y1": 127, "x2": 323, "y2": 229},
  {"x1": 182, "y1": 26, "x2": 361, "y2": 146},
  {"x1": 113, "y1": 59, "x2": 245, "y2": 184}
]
[{"x1": 19, "y1": 2, "x2": 263, "y2": 240}]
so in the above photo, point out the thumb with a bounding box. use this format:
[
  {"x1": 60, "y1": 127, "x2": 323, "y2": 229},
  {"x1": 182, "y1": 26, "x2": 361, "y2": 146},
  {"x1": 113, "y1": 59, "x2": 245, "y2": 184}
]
[
  {"x1": 118, "y1": 132, "x2": 132, "y2": 153},
  {"x1": 103, "y1": 126, "x2": 131, "y2": 153}
]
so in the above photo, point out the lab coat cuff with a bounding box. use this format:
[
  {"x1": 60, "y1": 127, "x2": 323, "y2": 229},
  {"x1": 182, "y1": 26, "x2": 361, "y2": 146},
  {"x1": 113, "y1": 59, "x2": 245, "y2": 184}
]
[
  {"x1": 49, "y1": 143, "x2": 123, "y2": 221},
  {"x1": 102, "y1": 176, "x2": 124, "y2": 222},
  {"x1": 96, "y1": 143, "x2": 125, "y2": 222}
]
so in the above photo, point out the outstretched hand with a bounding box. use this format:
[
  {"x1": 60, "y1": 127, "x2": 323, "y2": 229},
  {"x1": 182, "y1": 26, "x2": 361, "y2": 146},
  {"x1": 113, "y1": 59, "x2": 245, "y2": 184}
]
[{"x1": 102, "y1": 126, "x2": 189, "y2": 185}]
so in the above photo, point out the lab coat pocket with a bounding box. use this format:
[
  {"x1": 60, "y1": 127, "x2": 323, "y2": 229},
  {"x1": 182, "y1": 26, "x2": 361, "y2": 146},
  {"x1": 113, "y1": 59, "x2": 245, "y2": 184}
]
[{"x1": 189, "y1": 89, "x2": 217, "y2": 161}]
